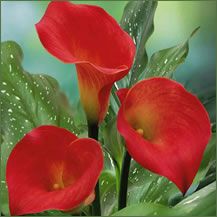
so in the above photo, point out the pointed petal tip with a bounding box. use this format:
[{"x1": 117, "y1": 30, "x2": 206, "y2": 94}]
[{"x1": 117, "y1": 77, "x2": 211, "y2": 195}]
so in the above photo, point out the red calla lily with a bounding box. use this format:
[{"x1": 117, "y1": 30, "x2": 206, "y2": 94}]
[
  {"x1": 117, "y1": 78, "x2": 211, "y2": 194},
  {"x1": 6, "y1": 126, "x2": 103, "y2": 216},
  {"x1": 36, "y1": 1, "x2": 135, "y2": 124}
]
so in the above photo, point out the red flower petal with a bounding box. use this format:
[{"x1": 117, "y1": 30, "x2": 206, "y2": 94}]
[
  {"x1": 116, "y1": 88, "x2": 129, "y2": 104},
  {"x1": 36, "y1": 1, "x2": 135, "y2": 123},
  {"x1": 6, "y1": 126, "x2": 103, "y2": 215},
  {"x1": 117, "y1": 78, "x2": 211, "y2": 194}
]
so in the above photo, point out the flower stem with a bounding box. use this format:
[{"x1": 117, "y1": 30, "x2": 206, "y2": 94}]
[
  {"x1": 118, "y1": 151, "x2": 131, "y2": 210},
  {"x1": 88, "y1": 122, "x2": 101, "y2": 216}
]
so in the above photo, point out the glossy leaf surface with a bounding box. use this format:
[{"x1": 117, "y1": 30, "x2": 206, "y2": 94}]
[
  {"x1": 143, "y1": 27, "x2": 200, "y2": 79},
  {"x1": 113, "y1": 183, "x2": 216, "y2": 216},
  {"x1": 119, "y1": 0, "x2": 158, "y2": 87},
  {"x1": 1, "y1": 41, "x2": 79, "y2": 215}
]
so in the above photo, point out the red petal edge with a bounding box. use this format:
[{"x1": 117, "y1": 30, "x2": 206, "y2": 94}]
[
  {"x1": 6, "y1": 125, "x2": 104, "y2": 215},
  {"x1": 117, "y1": 78, "x2": 211, "y2": 194},
  {"x1": 36, "y1": 1, "x2": 136, "y2": 123},
  {"x1": 116, "y1": 88, "x2": 130, "y2": 104}
]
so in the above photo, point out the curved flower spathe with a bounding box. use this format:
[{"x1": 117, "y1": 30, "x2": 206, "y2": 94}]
[
  {"x1": 6, "y1": 126, "x2": 103, "y2": 216},
  {"x1": 36, "y1": 1, "x2": 135, "y2": 124},
  {"x1": 117, "y1": 78, "x2": 211, "y2": 194}
]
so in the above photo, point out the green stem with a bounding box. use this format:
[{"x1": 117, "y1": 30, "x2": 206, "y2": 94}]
[
  {"x1": 118, "y1": 151, "x2": 131, "y2": 210},
  {"x1": 88, "y1": 122, "x2": 101, "y2": 216}
]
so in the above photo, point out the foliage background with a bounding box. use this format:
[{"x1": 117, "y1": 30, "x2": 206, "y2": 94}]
[
  {"x1": 1, "y1": 0, "x2": 216, "y2": 216},
  {"x1": 2, "y1": 0, "x2": 216, "y2": 105}
]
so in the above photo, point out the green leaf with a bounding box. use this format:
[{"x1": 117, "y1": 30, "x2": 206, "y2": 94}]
[
  {"x1": 100, "y1": 170, "x2": 117, "y2": 216},
  {"x1": 119, "y1": 0, "x2": 158, "y2": 87},
  {"x1": 196, "y1": 162, "x2": 215, "y2": 192},
  {"x1": 99, "y1": 151, "x2": 119, "y2": 216},
  {"x1": 113, "y1": 183, "x2": 216, "y2": 216},
  {"x1": 23, "y1": 210, "x2": 70, "y2": 216},
  {"x1": 110, "y1": 86, "x2": 121, "y2": 114},
  {"x1": 194, "y1": 133, "x2": 216, "y2": 183},
  {"x1": 177, "y1": 61, "x2": 216, "y2": 124},
  {"x1": 0, "y1": 41, "x2": 80, "y2": 215},
  {"x1": 127, "y1": 161, "x2": 180, "y2": 206},
  {"x1": 112, "y1": 202, "x2": 177, "y2": 216},
  {"x1": 204, "y1": 97, "x2": 216, "y2": 124},
  {"x1": 175, "y1": 182, "x2": 216, "y2": 216},
  {"x1": 127, "y1": 141, "x2": 216, "y2": 208},
  {"x1": 197, "y1": 87, "x2": 216, "y2": 124},
  {"x1": 101, "y1": 118, "x2": 124, "y2": 170},
  {"x1": 143, "y1": 27, "x2": 200, "y2": 79}
]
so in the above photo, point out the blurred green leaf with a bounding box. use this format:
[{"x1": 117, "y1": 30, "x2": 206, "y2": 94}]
[
  {"x1": 203, "y1": 97, "x2": 216, "y2": 124},
  {"x1": 143, "y1": 27, "x2": 200, "y2": 79},
  {"x1": 197, "y1": 89, "x2": 216, "y2": 124},
  {"x1": 0, "y1": 41, "x2": 80, "y2": 215},
  {"x1": 110, "y1": 86, "x2": 121, "y2": 116},
  {"x1": 23, "y1": 210, "x2": 70, "y2": 216},
  {"x1": 178, "y1": 63, "x2": 216, "y2": 124},
  {"x1": 194, "y1": 133, "x2": 216, "y2": 183},
  {"x1": 196, "y1": 162, "x2": 215, "y2": 192},
  {"x1": 119, "y1": 0, "x2": 158, "y2": 87}
]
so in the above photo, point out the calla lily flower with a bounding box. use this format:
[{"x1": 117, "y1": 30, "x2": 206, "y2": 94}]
[
  {"x1": 36, "y1": 1, "x2": 135, "y2": 124},
  {"x1": 6, "y1": 126, "x2": 103, "y2": 216},
  {"x1": 117, "y1": 78, "x2": 211, "y2": 194}
]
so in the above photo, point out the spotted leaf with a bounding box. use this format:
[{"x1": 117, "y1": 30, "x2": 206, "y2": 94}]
[
  {"x1": 118, "y1": 0, "x2": 158, "y2": 87},
  {"x1": 112, "y1": 183, "x2": 216, "y2": 216},
  {"x1": 143, "y1": 27, "x2": 200, "y2": 79},
  {"x1": 100, "y1": 170, "x2": 117, "y2": 216},
  {"x1": 127, "y1": 161, "x2": 180, "y2": 206},
  {"x1": 0, "y1": 41, "x2": 80, "y2": 215}
]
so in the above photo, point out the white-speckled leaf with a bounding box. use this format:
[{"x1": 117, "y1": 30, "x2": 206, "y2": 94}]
[
  {"x1": 100, "y1": 170, "x2": 117, "y2": 216},
  {"x1": 118, "y1": 0, "x2": 158, "y2": 87},
  {"x1": 112, "y1": 183, "x2": 216, "y2": 216},
  {"x1": 0, "y1": 41, "x2": 80, "y2": 215},
  {"x1": 127, "y1": 161, "x2": 180, "y2": 207},
  {"x1": 143, "y1": 27, "x2": 200, "y2": 79}
]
